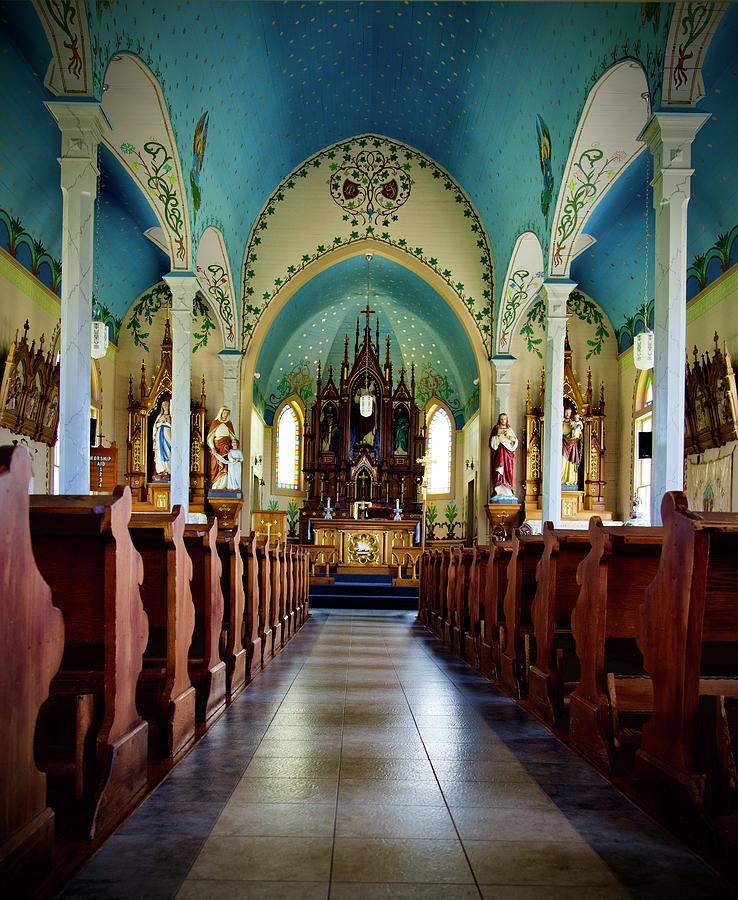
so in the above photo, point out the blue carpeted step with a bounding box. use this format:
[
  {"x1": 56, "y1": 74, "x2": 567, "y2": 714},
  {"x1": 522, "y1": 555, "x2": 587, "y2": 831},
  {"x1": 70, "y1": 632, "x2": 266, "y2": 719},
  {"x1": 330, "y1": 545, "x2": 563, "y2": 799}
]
[{"x1": 309, "y1": 570, "x2": 418, "y2": 609}]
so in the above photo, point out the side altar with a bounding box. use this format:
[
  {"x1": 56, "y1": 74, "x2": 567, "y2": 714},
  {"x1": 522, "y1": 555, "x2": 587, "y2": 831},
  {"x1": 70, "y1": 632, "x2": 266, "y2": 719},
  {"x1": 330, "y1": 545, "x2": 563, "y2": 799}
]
[{"x1": 125, "y1": 320, "x2": 207, "y2": 512}]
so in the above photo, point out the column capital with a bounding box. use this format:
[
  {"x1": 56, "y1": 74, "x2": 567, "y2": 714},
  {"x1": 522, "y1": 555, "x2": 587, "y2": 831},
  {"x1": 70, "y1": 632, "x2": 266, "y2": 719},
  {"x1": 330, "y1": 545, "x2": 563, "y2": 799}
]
[
  {"x1": 163, "y1": 271, "x2": 199, "y2": 310},
  {"x1": 45, "y1": 100, "x2": 111, "y2": 160},
  {"x1": 638, "y1": 111, "x2": 710, "y2": 172},
  {"x1": 541, "y1": 279, "x2": 576, "y2": 319},
  {"x1": 492, "y1": 355, "x2": 516, "y2": 383}
]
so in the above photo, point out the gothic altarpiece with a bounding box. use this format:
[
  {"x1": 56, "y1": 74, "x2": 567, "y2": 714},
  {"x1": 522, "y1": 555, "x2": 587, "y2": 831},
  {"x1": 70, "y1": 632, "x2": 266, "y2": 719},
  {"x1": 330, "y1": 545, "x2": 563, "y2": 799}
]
[
  {"x1": 299, "y1": 308, "x2": 425, "y2": 569},
  {"x1": 523, "y1": 334, "x2": 607, "y2": 519},
  {"x1": 125, "y1": 319, "x2": 207, "y2": 512}
]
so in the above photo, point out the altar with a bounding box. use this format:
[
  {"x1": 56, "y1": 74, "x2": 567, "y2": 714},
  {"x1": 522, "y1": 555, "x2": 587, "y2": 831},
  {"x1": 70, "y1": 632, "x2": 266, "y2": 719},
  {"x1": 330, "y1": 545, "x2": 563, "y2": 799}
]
[{"x1": 311, "y1": 517, "x2": 418, "y2": 575}]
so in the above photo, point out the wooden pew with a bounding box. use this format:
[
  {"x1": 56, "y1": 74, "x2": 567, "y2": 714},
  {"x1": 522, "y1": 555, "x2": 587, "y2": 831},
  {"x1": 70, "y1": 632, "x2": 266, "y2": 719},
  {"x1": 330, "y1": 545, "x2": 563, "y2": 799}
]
[
  {"x1": 269, "y1": 542, "x2": 283, "y2": 656},
  {"x1": 128, "y1": 508, "x2": 195, "y2": 758},
  {"x1": 437, "y1": 550, "x2": 451, "y2": 642},
  {"x1": 296, "y1": 546, "x2": 308, "y2": 626},
  {"x1": 500, "y1": 530, "x2": 544, "y2": 697},
  {"x1": 443, "y1": 549, "x2": 457, "y2": 649},
  {"x1": 29, "y1": 487, "x2": 149, "y2": 839},
  {"x1": 528, "y1": 524, "x2": 591, "y2": 725},
  {"x1": 183, "y1": 518, "x2": 226, "y2": 725},
  {"x1": 284, "y1": 545, "x2": 295, "y2": 639},
  {"x1": 238, "y1": 532, "x2": 262, "y2": 678},
  {"x1": 0, "y1": 447, "x2": 64, "y2": 890},
  {"x1": 475, "y1": 542, "x2": 511, "y2": 680},
  {"x1": 257, "y1": 539, "x2": 273, "y2": 670},
  {"x1": 568, "y1": 517, "x2": 662, "y2": 770},
  {"x1": 637, "y1": 492, "x2": 738, "y2": 818},
  {"x1": 217, "y1": 525, "x2": 247, "y2": 698},
  {"x1": 279, "y1": 543, "x2": 290, "y2": 646},
  {"x1": 418, "y1": 550, "x2": 431, "y2": 625},
  {"x1": 453, "y1": 547, "x2": 475, "y2": 664}
]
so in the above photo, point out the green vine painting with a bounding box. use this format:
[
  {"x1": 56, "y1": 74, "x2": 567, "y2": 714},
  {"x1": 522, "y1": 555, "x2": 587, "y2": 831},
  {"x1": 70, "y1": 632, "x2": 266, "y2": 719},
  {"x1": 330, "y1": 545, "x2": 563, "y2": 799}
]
[
  {"x1": 519, "y1": 289, "x2": 610, "y2": 359},
  {"x1": 0, "y1": 208, "x2": 62, "y2": 294},
  {"x1": 126, "y1": 281, "x2": 216, "y2": 353}
]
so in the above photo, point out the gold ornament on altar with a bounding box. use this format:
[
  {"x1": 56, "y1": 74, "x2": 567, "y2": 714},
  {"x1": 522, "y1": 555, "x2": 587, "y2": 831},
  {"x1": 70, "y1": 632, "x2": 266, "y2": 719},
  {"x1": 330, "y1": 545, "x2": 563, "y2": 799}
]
[{"x1": 347, "y1": 531, "x2": 380, "y2": 565}]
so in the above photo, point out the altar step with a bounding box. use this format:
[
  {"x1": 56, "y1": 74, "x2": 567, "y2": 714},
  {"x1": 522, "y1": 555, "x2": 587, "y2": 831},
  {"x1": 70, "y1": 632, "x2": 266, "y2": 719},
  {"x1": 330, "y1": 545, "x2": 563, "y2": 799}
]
[{"x1": 309, "y1": 573, "x2": 419, "y2": 609}]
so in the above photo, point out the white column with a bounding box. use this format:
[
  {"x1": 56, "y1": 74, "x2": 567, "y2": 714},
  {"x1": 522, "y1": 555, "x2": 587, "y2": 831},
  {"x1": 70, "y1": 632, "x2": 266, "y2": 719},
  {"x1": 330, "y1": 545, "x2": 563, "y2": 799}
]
[
  {"x1": 164, "y1": 273, "x2": 199, "y2": 514},
  {"x1": 46, "y1": 101, "x2": 109, "y2": 494},
  {"x1": 640, "y1": 112, "x2": 709, "y2": 524},
  {"x1": 492, "y1": 355, "x2": 517, "y2": 423},
  {"x1": 541, "y1": 280, "x2": 574, "y2": 526},
  {"x1": 219, "y1": 349, "x2": 242, "y2": 434}
]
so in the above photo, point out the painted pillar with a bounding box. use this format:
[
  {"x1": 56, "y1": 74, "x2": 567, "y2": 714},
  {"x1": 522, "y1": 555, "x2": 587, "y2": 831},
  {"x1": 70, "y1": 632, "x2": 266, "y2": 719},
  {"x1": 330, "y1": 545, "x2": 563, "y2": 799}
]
[
  {"x1": 219, "y1": 349, "x2": 242, "y2": 435},
  {"x1": 46, "y1": 101, "x2": 109, "y2": 494},
  {"x1": 541, "y1": 280, "x2": 575, "y2": 526},
  {"x1": 163, "y1": 272, "x2": 199, "y2": 514},
  {"x1": 492, "y1": 354, "x2": 517, "y2": 423},
  {"x1": 640, "y1": 112, "x2": 709, "y2": 524}
]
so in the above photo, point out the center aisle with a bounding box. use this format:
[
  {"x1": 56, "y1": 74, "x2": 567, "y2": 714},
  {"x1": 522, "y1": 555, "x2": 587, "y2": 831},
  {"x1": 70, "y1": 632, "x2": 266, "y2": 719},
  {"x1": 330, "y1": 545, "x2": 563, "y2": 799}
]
[{"x1": 65, "y1": 610, "x2": 730, "y2": 899}]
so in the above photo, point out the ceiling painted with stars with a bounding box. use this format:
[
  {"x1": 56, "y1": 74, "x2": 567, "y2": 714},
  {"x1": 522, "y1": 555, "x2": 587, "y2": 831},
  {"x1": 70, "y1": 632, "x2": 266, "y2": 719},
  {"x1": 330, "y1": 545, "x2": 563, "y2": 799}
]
[{"x1": 256, "y1": 254, "x2": 477, "y2": 426}]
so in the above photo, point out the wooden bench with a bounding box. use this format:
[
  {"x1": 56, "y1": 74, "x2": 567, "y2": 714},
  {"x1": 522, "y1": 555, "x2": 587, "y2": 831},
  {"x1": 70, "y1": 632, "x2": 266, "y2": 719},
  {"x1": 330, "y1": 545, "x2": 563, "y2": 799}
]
[
  {"x1": 444, "y1": 548, "x2": 459, "y2": 652},
  {"x1": 238, "y1": 532, "x2": 262, "y2": 678},
  {"x1": 474, "y1": 542, "x2": 511, "y2": 680},
  {"x1": 257, "y1": 539, "x2": 273, "y2": 670},
  {"x1": 637, "y1": 491, "x2": 738, "y2": 819},
  {"x1": 29, "y1": 487, "x2": 149, "y2": 839},
  {"x1": 0, "y1": 446, "x2": 64, "y2": 889},
  {"x1": 568, "y1": 517, "x2": 663, "y2": 770},
  {"x1": 500, "y1": 530, "x2": 544, "y2": 697},
  {"x1": 418, "y1": 549, "x2": 433, "y2": 626},
  {"x1": 452, "y1": 547, "x2": 475, "y2": 664},
  {"x1": 183, "y1": 518, "x2": 226, "y2": 725},
  {"x1": 269, "y1": 542, "x2": 283, "y2": 657},
  {"x1": 217, "y1": 525, "x2": 247, "y2": 698},
  {"x1": 528, "y1": 524, "x2": 591, "y2": 725},
  {"x1": 128, "y1": 508, "x2": 195, "y2": 758}
]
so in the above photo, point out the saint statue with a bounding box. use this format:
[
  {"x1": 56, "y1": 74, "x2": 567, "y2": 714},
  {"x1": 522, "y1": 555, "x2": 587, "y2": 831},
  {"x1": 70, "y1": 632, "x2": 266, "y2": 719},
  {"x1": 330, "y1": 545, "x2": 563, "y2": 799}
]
[
  {"x1": 207, "y1": 406, "x2": 238, "y2": 490},
  {"x1": 392, "y1": 406, "x2": 410, "y2": 455},
  {"x1": 562, "y1": 404, "x2": 584, "y2": 485},
  {"x1": 152, "y1": 398, "x2": 172, "y2": 477},
  {"x1": 489, "y1": 413, "x2": 518, "y2": 498},
  {"x1": 211, "y1": 438, "x2": 243, "y2": 491},
  {"x1": 320, "y1": 406, "x2": 339, "y2": 453}
]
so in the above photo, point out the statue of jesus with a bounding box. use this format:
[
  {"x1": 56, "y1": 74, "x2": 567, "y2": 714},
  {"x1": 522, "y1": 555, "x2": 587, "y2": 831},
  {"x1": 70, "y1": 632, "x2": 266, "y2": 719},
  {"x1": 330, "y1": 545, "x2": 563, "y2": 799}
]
[{"x1": 489, "y1": 413, "x2": 518, "y2": 498}]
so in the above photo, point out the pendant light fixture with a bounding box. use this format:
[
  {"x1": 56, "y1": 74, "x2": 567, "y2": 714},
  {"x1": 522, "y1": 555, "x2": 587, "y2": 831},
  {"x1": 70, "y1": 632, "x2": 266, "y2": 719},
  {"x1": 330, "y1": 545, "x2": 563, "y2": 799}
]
[{"x1": 359, "y1": 253, "x2": 374, "y2": 418}]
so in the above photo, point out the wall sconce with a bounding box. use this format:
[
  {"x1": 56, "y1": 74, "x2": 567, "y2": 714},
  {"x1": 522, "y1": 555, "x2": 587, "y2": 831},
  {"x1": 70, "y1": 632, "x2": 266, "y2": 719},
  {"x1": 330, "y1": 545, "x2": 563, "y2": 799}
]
[
  {"x1": 254, "y1": 455, "x2": 262, "y2": 466},
  {"x1": 465, "y1": 459, "x2": 475, "y2": 471}
]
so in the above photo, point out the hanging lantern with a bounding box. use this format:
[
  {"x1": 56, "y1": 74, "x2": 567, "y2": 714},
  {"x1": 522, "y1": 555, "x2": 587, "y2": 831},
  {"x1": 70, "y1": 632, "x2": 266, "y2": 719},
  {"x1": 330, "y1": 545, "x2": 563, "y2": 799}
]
[
  {"x1": 359, "y1": 387, "x2": 373, "y2": 418},
  {"x1": 91, "y1": 320, "x2": 109, "y2": 359},
  {"x1": 634, "y1": 329, "x2": 654, "y2": 370}
]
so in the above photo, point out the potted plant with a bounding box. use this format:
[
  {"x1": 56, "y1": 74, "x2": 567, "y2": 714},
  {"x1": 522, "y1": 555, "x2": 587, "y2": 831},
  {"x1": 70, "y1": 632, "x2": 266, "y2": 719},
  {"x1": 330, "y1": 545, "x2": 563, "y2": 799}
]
[{"x1": 444, "y1": 500, "x2": 458, "y2": 539}]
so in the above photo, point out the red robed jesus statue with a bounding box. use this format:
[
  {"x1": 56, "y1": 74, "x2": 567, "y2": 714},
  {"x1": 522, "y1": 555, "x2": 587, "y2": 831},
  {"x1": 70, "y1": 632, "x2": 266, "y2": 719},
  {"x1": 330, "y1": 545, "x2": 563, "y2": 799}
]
[{"x1": 489, "y1": 413, "x2": 519, "y2": 499}]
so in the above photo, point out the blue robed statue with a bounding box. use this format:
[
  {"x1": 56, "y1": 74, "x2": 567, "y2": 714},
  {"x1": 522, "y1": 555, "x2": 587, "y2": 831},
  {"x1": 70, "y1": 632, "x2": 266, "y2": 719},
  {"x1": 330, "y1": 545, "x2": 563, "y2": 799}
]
[{"x1": 152, "y1": 398, "x2": 172, "y2": 477}]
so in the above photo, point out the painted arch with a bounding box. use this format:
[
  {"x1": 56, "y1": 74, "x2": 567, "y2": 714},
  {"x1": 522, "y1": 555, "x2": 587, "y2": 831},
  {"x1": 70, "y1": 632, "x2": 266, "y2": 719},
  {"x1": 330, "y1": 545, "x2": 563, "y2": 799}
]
[
  {"x1": 195, "y1": 226, "x2": 237, "y2": 348},
  {"x1": 495, "y1": 232, "x2": 545, "y2": 356},
  {"x1": 240, "y1": 135, "x2": 496, "y2": 358},
  {"x1": 548, "y1": 60, "x2": 650, "y2": 278}
]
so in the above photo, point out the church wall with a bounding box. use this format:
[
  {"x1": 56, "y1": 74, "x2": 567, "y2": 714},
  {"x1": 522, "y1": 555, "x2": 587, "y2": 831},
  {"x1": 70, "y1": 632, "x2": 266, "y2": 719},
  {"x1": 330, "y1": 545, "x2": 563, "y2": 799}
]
[
  {"x1": 250, "y1": 408, "x2": 267, "y2": 510},
  {"x1": 459, "y1": 411, "x2": 480, "y2": 540},
  {"x1": 616, "y1": 265, "x2": 738, "y2": 518},
  {"x1": 508, "y1": 300, "x2": 620, "y2": 517}
]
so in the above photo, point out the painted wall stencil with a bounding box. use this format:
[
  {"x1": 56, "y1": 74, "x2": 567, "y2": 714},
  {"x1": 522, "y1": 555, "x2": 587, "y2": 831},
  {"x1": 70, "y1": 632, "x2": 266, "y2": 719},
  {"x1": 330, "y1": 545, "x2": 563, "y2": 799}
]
[
  {"x1": 0, "y1": 209, "x2": 61, "y2": 295},
  {"x1": 329, "y1": 147, "x2": 412, "y2": 227},
  {"x1": 536, "y1": 115, "x2": 554, "y2": 224},
  {"x1": 190, "y1": 112, "x2": 209, "y2": 225},
  {"x1": 32, "y1": 0, "x2": 92, "y2": 95},
  {"x1": 662, "y1": 2, "x2": 728, "y2": 105}
]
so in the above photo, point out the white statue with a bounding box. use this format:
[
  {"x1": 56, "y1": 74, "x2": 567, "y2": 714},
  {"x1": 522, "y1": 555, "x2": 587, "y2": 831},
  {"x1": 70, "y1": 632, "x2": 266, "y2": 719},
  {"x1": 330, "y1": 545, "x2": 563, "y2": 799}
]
[
  {"x1": 212, "y1": 438, "x2": 243, "y2": 492},
  {"x1": 152, "y1": 399, "x2": 172, "y2": 477}
]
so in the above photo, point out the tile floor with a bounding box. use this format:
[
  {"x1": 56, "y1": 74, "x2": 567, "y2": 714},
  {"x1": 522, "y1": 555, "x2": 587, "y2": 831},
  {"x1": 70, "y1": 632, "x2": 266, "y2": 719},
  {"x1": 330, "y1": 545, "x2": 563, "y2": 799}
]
[{"x1": 63, "y1": 610, "x2": 733, "y2": 899}]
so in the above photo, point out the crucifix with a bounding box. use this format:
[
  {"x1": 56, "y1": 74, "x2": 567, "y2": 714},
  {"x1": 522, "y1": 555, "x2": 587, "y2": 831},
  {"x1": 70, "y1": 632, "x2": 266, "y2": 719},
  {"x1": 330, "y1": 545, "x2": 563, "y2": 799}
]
[
  {"x1": 359, "y1": 302, "x2": 375, "y2": 332},
  {"x1": 416, "y1": 451, "x2": 434, "y2": 552}
]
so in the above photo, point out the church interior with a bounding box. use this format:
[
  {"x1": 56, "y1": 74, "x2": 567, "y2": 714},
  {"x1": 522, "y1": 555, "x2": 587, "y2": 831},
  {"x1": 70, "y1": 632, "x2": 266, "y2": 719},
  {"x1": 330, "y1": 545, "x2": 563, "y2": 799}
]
[{"x1": 1, "y1": 1, "x2": 738, "y2": 897}]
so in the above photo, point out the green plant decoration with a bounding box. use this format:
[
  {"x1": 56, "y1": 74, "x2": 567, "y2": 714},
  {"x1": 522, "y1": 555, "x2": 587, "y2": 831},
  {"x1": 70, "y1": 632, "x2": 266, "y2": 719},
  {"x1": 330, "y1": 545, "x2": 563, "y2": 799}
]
[
  {"x1": 444, "y1": 500, "x2": 458, "y2": 538},
  {"x1": 266, "y1": 499, "x2": 279, "y2": 511},
  {"x1": 425, "y1": 501, "x2": 438, "y2": 538},
  {"x1": 286, "y1": 499, "x2": 299, "y2": 535}
]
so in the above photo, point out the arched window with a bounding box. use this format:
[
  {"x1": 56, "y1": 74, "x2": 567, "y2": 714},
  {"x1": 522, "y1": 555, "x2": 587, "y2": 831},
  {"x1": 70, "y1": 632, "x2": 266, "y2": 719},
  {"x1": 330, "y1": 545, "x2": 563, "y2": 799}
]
[
  {"x1": 275, "y1": 402, "x2": 301, "y2": 490},
  {"x1": 633, "y1": 370, "x2": 653, "y2": 518},
  {"x1": 427, "y1": 406, "x2": 453, "y2": 495}
]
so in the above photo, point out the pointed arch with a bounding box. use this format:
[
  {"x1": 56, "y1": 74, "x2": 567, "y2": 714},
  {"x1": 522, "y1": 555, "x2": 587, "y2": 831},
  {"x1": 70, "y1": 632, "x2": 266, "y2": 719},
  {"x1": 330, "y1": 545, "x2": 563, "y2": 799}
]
[
  {"x1": 496, "y1": 232, "x2": 545, "y2": 355},
  {"x1": 662, "y1": 3, "x2": 728, "y2": 106},
  {"x1": 195, "y1": 226, "x2": 237, "y2": 348},
  {"x1": 100, "y1": 53, "x2": 191, "y2": 269},
  {"x1": 548, "y1": 60, "x2": 650, "y2": 277}
]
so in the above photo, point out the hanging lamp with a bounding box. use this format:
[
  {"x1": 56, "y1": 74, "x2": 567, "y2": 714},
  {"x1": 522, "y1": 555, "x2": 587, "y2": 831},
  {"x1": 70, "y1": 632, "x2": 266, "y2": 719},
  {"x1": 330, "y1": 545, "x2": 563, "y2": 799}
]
[{"x1": 358, "y1": 253, "x2": 374, "y2": 418}]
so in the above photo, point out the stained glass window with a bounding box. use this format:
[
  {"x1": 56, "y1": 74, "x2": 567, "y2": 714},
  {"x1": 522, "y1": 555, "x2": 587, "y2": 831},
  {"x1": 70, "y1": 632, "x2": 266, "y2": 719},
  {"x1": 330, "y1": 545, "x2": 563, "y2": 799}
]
[
  {"x1": 427, "y1": 407, "x2": 452, "y2": 495},
  {"x1": 276, "y1": 403, "x2": 300, "y2": 490}
]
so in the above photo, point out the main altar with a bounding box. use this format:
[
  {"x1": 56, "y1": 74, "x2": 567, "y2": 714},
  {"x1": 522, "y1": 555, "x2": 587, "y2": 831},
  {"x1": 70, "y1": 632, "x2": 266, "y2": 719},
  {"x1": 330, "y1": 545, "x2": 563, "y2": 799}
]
[{"x1": 299, "y1": 298, "x2": 425, "y2": 572}]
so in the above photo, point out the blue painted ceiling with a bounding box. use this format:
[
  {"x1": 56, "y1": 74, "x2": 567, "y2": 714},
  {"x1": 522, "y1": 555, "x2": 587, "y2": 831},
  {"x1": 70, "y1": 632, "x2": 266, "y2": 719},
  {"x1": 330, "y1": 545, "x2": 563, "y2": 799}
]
[
  {"x1": 256, "y1": 254, "x2": 477, "y2": 421},
  {"x1": 86, "y1": 1, "x2": 670, "y2": 307}
]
